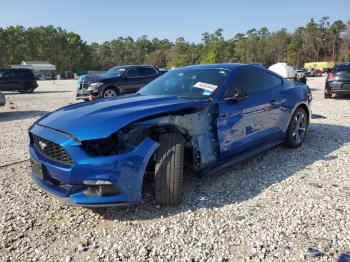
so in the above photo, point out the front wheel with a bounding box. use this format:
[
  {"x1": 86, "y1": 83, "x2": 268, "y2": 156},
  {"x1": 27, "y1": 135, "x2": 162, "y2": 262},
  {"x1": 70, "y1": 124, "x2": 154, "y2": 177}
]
[
  {"x1": 102, "y1": 87, "x2": 119, "y2": 97},
  {"x1": 154, "y1": 133, "x2": 184, "y2": 206},
  {"x1": 284, "y1": 107, "x2": 309, "y2": 148}
]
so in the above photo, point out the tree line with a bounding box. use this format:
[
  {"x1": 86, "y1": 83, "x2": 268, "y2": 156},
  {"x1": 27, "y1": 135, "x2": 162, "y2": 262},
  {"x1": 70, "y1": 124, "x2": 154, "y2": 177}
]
[{"x1": 0, "y1": 17, "x2": 349, "y2": 72}]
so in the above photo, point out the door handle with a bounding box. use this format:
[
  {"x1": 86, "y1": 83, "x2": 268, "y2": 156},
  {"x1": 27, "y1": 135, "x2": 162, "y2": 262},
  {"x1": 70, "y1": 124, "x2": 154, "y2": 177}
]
[
  {"x1": 269, "y1": 100, "x2": 282, "y2": 106},
  {"x1": 219, "y1": 112, "x2": 237, "y2": 118}
]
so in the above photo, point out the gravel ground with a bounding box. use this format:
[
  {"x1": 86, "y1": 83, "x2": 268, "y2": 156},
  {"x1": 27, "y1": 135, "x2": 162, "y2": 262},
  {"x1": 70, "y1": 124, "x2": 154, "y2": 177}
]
[{"x1": 1, "y1": 78, "x2": 350, "y2": 261}]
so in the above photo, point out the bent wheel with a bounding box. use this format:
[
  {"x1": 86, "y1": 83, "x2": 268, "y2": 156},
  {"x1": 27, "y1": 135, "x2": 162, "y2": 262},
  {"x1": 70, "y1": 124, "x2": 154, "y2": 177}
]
[
  {"x1": 154, "y1": 133, "x2": 184, "y2": 206},
  {"x1": 284, "y1": 107, "x2": 309, "y2": 148}
]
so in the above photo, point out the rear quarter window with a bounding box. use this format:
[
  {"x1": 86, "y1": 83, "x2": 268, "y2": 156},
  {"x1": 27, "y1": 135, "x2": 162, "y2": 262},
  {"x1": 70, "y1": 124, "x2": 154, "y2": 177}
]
[
  {"x1": 22, "y1": 70, "x2": 34, "y2": 77},
  {"x1": 138, "y1": 67, "x2": 158, "y2": 77}
]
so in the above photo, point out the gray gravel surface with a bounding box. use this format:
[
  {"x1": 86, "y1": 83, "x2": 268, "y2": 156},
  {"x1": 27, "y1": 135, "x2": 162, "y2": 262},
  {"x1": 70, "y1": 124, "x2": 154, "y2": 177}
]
[{"x1": 1, "y1": 78, "x2": 350, "y2": 261}]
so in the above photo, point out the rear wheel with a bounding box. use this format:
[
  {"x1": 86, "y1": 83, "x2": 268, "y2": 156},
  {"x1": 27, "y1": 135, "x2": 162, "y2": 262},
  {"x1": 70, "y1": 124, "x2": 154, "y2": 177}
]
[
  {"x1": 19, "y1": 83, "x2": 34, "y2": 93},
  {"x1": 324, "y1": 92, "x2": 332, "y2": 99},
  {"x1": 102, "y1": 87, "x2": 119, "y2": 97},
  {"x1": 284, "y1": 107, "x2": 309, "y2": 148},
  {"x1": 154, "y1": 133, "x2": 184, "y2": 206}
]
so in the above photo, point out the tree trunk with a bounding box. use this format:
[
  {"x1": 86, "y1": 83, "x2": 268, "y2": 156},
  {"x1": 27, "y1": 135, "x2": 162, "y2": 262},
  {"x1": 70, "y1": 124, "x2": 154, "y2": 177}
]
[{"x1": 332, "y1": 36, "x2": 336, "y2": 61}]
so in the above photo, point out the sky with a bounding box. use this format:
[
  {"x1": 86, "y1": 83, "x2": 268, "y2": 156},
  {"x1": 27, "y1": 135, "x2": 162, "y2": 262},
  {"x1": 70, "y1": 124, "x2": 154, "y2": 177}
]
[{"x1": 0, "y1": 0, "x2": 349, "y2": 44}]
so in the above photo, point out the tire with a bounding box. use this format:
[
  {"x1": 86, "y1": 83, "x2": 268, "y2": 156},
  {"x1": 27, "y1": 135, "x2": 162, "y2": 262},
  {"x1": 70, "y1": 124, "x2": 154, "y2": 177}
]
[
  {"x1": 284, "y1": 107, "x2": 309, "y2": 148},
  {"x1": 324, "y1": 92, "x2": 332, "y2": 99},
  {"x1": 154, "y1": 133, "x2": 184, "y2": 206},
  {"x1": 102, "y1": 87, "x2": 119, "y2": 98},
  {"x1": 19, "y1": 83, "x2": 34, "y2": 94}
]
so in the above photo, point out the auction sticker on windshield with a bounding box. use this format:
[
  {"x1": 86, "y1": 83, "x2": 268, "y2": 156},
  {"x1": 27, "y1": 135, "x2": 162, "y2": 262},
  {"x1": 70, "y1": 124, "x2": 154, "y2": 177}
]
[{"x1": 194, "y1": 82, "x2": 218, "y2": 92}]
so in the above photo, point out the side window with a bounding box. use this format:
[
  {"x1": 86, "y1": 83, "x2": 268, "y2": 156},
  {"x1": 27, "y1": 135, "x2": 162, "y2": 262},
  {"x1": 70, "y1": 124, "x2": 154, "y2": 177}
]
[
  {"x1": 224, "y1": 69, "x2": 282, "y2": 97},
  {"x1": 269, "y1": 74, "x2": 283, "y2": 88},
  {"x1": 22, "y1": 70, "x2": 34, "y2": 78},
  {"x1": 126, "y1": 67, "x2": 138, "y2": 78},
  {"x1": 4, "y1": 70, "x2": 16, "y2": 78},
  {"x1": 138, "y1": 67, "x2": 157, "y2": 77},
  {"x1": 224, "y1": 70, "x2": 253, "y2": 97}
]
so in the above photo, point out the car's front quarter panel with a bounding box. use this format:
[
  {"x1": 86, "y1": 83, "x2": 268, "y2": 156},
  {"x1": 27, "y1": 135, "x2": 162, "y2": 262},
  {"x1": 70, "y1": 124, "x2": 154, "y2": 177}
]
[
  {"x1": 28, "y1": 124, "x2": 159, "y2": 205},
  {"x1": 130, "y1": 104, "x2": 219, "y2": 170}
]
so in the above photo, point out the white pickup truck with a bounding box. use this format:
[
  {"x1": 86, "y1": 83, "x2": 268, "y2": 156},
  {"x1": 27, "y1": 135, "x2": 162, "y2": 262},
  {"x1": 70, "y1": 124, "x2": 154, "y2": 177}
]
[{"x1": 269, "y1": 63, "x2": 306, "y2": 84}]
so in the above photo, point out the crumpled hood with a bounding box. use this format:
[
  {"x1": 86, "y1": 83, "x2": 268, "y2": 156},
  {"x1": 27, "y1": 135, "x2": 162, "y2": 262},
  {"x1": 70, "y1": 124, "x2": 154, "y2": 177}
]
[
  {"x1": 76, "y1": 75, "x2": 102, "y2": 89},
  {"x1": 36, "y1": 95, "x2": 209, "y2": 141}
]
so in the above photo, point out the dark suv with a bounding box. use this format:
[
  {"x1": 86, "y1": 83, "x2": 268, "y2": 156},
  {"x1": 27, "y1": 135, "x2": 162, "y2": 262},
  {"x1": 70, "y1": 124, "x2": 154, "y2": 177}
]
[
  {"x1": 325, "y1": 62, "x2": 350, "y2": 98},
  {"x1": 0, "y1": 69, "x2": 38, "y2": 93},
  {"x1": 76, "y1": 65, "x2": 166, "y2": 100}
]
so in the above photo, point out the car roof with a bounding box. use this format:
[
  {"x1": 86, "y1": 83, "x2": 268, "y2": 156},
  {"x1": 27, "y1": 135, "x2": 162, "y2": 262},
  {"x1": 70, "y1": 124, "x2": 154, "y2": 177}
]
[
  {"x1": 0, "y1": 68, "x2": 32, "y2": 71},
  {"x1": 336, "y1": 62, "x2": 350, "y2": 66},
  {"x1": 112, "y1": 65, "x2": 158, "y2": 68},
  {"x1": 181, "y1": 63, "x2": 256, "y2": 71},
  {"x1": 108, "y1": 65, "x2": 159, "y2": 72}
]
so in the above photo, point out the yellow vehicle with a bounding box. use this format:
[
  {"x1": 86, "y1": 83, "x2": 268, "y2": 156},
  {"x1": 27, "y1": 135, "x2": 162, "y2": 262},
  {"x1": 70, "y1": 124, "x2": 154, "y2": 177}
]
[{"x1": 304, "y1": 61, "x2": 335, "y2": 71}]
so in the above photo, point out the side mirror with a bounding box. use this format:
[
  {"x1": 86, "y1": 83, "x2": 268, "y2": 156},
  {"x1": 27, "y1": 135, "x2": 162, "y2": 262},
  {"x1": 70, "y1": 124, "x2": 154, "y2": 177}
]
[{"x1": 224, "y1": 88, "x2": 247, "y2": 102}]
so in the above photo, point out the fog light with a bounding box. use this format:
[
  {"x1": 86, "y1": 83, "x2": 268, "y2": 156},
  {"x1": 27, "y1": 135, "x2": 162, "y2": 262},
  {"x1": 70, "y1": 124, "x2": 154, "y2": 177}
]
[
  {"x1": 82, "y1": 180, "x2": 112, "y2": 185},
  {"x1": 83, "y1": 184, "x2": 120, "y2": 197}
]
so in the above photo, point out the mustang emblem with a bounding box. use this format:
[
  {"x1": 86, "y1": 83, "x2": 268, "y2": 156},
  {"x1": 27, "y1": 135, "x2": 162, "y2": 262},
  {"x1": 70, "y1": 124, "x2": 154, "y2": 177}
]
[{"x1": 38, "y1": 140, "x2": 47, "y2": 151}]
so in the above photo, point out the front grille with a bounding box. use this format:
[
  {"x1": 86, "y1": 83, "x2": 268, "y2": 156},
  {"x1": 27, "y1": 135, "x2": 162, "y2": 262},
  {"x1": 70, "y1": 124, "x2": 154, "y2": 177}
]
[
  {"x1": 80, "y1": 82, "x2": 89, "y2": 90},
  {"x1": 31, "y1": 134, "x2": 73, "y2": 166}
]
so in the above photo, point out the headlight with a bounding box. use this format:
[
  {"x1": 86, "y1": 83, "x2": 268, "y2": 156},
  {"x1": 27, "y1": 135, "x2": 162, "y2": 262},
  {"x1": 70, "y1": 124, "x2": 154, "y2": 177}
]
[
  {"x1": 88, "y1": 82, "x2": 103, "y2": 90},
  {"x1": 82, "y1": 132, "x2": 122, "y2": 156},
  {"x1": 81, "y1": 127, "x2": 146, "y2": 156}
]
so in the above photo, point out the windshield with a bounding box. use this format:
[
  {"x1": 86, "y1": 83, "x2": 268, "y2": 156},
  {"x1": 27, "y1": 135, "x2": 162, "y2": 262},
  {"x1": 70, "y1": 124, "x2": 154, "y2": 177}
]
[
  {"x1": 138, "y1": 68, "x2": 229, "y2": 99},
  {"x1": 103, "y1": 66, "x2": 127, "y2": 78},
  {"x1": 334, "y1": 64, "x2": 350, "y2": 72}
]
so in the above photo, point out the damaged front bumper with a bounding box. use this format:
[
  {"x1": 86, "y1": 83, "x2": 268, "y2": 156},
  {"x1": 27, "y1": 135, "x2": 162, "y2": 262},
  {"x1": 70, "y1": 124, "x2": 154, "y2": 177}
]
[
  {"x1": 28, "y1": 124, "x2": 159, "y2": 206},
  {"x1": 76, "y1": 89, "x2": 100, "y2": 100}
]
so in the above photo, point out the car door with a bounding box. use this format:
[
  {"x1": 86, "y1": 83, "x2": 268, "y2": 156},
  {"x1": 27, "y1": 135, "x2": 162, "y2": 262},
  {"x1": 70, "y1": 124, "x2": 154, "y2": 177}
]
[
  {"x1": 216, "y1": 68, "x2": 285, "y2": 159},
  {"x1": 122, "y1": 67, "x2": 143, "y2": 93},
  {"x1": 0, "y1": 70, "x2": 5, "y2": 90},
  {"x1": 123, "y1": 67, "x2": 158, "y2": 93},
  {"x1": 0, "y1": 70, "x2": 18, "y2": 91},
  {"x1": 137, "y1": 67, "x2": 159, "y2": 86}
]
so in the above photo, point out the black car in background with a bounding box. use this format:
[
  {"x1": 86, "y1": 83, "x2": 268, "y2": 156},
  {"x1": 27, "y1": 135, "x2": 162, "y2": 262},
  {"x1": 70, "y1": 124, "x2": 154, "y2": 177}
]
[
  {"x1": 76, "y1": 65, "x2": 167, "y2": 100},
  {"x1": 325, "y1": 62, "x2": 350, "y2": 98},
  {"x1": 0, "y1": 92, "x2": 5, "y2": 106},
  {"x1": 0, "y1": 69, "x2": 38, "y2": 93}
]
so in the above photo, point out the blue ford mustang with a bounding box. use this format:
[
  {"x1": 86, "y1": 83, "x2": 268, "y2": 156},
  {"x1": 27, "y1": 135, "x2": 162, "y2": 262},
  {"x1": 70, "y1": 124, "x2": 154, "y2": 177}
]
[{"x1": 28, "y1": 64, "x2": 312, "y2": 206}]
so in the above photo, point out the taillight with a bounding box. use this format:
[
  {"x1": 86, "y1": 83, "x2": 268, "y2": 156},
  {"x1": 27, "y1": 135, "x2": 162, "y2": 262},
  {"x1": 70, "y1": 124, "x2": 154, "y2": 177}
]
[{"x1": 327, "y1": 73, "x2": 334, "y2": 81}]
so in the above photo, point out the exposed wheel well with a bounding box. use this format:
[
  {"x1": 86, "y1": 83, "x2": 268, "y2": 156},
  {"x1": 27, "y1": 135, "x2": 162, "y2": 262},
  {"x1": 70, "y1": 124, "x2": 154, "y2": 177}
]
[
  {"x1": 151, "y1": 125, "x2": 188, "y2": 141},
  {"x1": 141, "y1": 124, "x2": 191, "y2": 201}
]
